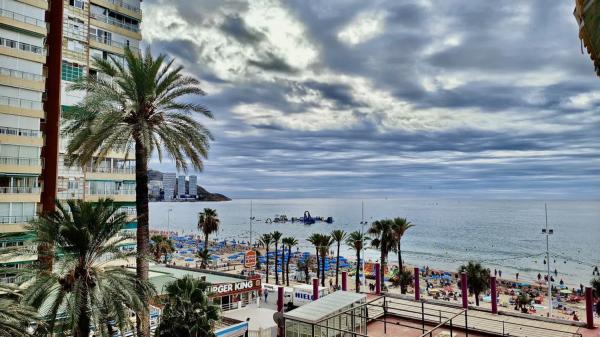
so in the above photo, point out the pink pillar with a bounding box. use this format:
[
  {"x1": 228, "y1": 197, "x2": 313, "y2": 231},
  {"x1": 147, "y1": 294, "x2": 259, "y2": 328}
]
[
  {"x1": 414, "y1": 267, "x2": 420, "y2": 301},
  {"x1": 312, "y1": 278, "x2": 319, "y2": 300},
  {"x1": 460, "y1": 272, "x2": 468, "y2": 309},
  {"x1": 490, "y1": 276, "x2": 497, "y2": 314},
  {"x1": 277, "y1": 286, "x2": 284, "y2": 312},
  {"x1": 341, "y1": 271, "x2": 348, "y2": 291},
  {"x1": 585, "y1": 287, "x2": 594, "y2": 329},
  {"x1": 375, "y1": 263, "x2": 381, "y2": 295}
]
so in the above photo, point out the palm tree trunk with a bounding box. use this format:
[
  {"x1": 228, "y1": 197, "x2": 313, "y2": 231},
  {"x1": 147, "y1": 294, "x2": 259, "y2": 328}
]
[
  {"x1": 204, "y1": 232, "x2": 209, "y2": 251},
  {"x1": 355, "y1": 250, "x2": 360, "y2": 293},
  {"x1": 335, "y1": 242, "x2": 340, "y2": 287},
  {"x1": 281, "y1": 244, "x2": 285, "y2": 286},
  {"x1": 321, "y1": 253, "x2": 326, "y2": 287},
  {"x1": 475, "y1": 292, "x2": 479, "y2": 306},
  {"x1": 265, "y1": 247, "x2": 270, "y2": 284},
  {"x1": 76, "y1": 284, "x2": 91, "y2": 337},
  {"x1": 398, "y1": 240, "x2": 403, "y2": 272},
  {"x1": 275, "y1": 243, "x2": 279, "y2": 285},
  {"x1": 134, "y1": 139, "x2": 150, "y2": 337}
]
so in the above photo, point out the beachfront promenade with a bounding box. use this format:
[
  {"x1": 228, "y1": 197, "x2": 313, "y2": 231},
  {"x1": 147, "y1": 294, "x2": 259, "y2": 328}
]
[{"x1": 366, "y1": 294, "x2": 586, "y2": 337}]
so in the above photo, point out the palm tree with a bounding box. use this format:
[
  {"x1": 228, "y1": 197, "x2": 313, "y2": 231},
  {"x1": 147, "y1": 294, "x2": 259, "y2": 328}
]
[
  {"x1": 271, "y1": 231, "x2": 283, "y2": 285},
  {"x1": 283, "y1": 237, "x2": 298, "y2": 286},
  {"x1": 307, "y1": 233, "x2": 321, "y2": 281},
  {"x1": 23, "y1": 199, "x2": 155, "y2": 337},
  {"x1": 391, "y1": 217, "x2": 414, "y2": 272},
  {"x1": 198, "y1": 208, "x2": 220, "y2": 267},
  {"x1": 151, "y1": 235, "x2": 175, "y2": 263},
  {"x1": 390, "y1": 269, "x2": 413, "y2": 294},
  {"x1": 591, "y1": 276, "x2": 600, "y2": 315},
  {"x1": 330, "y1": 230, "x2": 347, "y2": 288},
  {"x1": 369, "y1": 219, "x2": 395, "y2": 287},
  {"x1": 318, "y1": 234, "x2": 333, "y2": 287},
  {"x1": 197, "y1": 249, "x2": 211, "y2": 269},
  {"x1": 346, "y1": 231, "x2": 369, "y2": 293},
  {"x1": 280, "y1": 237, "x2": 286, "y2": 285},
  {"x1": 458, "y1": 261, "x2": 490, "y2": 306},
  {"x1": 156, "y1": 275, "x2": 220, "y2": 337},
  {"x1": 63, "y1": 48, "x2": 213, "y2": 337},
  {"x1": 258, "y1": 234, "x2": 273, "y2": 284}
]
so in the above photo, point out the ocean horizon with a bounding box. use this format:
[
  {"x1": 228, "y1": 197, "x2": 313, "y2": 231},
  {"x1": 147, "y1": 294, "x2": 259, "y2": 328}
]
[{"x1": 149, "y1": 198, "x2": 600, "y2": 287}]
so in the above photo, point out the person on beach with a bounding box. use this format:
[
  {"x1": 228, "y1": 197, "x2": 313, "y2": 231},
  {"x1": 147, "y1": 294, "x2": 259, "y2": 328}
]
[
  {"x1": 516, "y1": 272, "x2": 519, "y2": 280},
  {"x1": 264, "y1": 290, "x2": 268, "y2": 303},
  {"x1": 494, "y1": 269, "x2": 497, "y2": 277}
]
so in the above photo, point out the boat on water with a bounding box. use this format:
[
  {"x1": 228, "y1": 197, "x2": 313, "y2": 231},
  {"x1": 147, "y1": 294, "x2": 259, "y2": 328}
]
[{"x1": 264, "y1": 211, "x2": 333, "y2": 225}]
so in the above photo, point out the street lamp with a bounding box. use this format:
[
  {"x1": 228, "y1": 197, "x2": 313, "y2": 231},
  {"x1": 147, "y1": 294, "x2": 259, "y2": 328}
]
[
  {"x1": 167, "y1": 208, "x2": 173, "y2": 236},
  {"x1": 360, "y1": 201, "x2": 368, "y2": 291},
  {"x1": 542, "y1": 203, "x2": 554, "y2": 318}
]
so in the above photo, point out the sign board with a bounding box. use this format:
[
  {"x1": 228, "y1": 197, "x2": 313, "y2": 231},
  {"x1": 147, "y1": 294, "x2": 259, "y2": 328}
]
[
  {"x1": 244, "y1": 250, "x2": 257, "y2": 268},
  {"x1": 211, "y1": 281, "x2": 254, "y2": 294}
]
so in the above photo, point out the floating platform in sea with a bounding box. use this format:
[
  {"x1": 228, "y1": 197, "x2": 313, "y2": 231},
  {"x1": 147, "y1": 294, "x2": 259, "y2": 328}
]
[{"x1": 264, "y1": 211, "x2": 333, "y2": 225}]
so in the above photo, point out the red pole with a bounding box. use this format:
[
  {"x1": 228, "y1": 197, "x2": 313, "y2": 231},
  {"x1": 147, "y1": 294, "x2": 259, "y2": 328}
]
[
  {"x1": 312, "y1": 278, "x2": 319, "y2": 300},
  {"x1": 277, "y1": 286, "x2": 284, "y2": 312},
  {"x1": 491, "y1": 276, "x2": 497, "y2": 314},
  {"x1": 585, "y1": 287, "x2": 594, "y2": 328},
  {"x1": 375, "y1": 263, "x2": 381, "y2": 295},
  {"x1": 461, "y1": 272, "x2": 468, "y2": 309},
  {"x1": 414, "y1": 267, "x2": 420, "y2": 301},
  {"x1": 341, "y1": 271, "x2": 347, "y2": 291}
]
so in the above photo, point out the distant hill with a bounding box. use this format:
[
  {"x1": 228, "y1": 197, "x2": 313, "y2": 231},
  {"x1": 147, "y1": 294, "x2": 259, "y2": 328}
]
[{"x1": 148, "y1": 169, "x2": 231, "y2": 201}]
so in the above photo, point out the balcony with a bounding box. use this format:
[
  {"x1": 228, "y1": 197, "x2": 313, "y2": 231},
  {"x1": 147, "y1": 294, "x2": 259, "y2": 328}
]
[
  {"x1": 0, "y1": 126, "x2": 43, "y2": 146},
  {"x1": 0, "y1": 36, "x2": 46, "y2": 63},
  {"x1": 0, "y1": 186, "x2": 41, "y2": 202},
  {"x1": 0, "y1": 8, "x2": 47, "y2": 36},
  {"x1": 89, "y1": 13, "x2": 141, "y2": 40},
  {"x1": 90, "y1": 0, "x2": 141, "y2": 20},
  {"x1": 0, "y1": 156, "x2": 43, "y2": 175},
  {"x1": 0, "y1": 66, "x2": 45, "y2": 91},
  {"x1": 85, "y1": 166, "x2": 135, "y2": 180},
  {"x1": 85, "y1": 189, "x2": 136, "y2": 202},
  {"x1": 88, "y1": 34, "x2": 140, "y2": 55},
  {"x1": 0, "y1": 96, "x2": 43, "y2": 118},
  {"x1": 0, "y1": 215, "x2": 36, "y2": 233}
]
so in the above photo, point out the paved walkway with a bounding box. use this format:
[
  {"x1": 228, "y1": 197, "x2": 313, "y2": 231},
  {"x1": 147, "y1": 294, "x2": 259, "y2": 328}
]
[{"x1": 366, "y1": 296, "x2": 585, "y2": 337}]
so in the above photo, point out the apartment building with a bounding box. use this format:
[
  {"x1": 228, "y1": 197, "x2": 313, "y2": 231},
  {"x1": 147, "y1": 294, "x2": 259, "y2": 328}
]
[
  {"x1": 177, "y1": 174, "x2": 185, "y2": 198},
  {"x1": 162, "y1": 172, "x2": 176, "y2": 201},
  {"x1": 0, "y1": 0, "x2": 48, "y2": 258},
  {"x1": 57, "y1": 0, "x2": 142, "y2": 235},
  {"x1": 188, "y1": 175, "x2": 197, "y2": 198}
]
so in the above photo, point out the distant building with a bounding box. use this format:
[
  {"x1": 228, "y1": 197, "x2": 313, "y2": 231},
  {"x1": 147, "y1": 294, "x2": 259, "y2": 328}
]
[
  {"x1": 189, "y1": 175, "x2": 197, "y2": 198},
  {"x1": 148, "y1": 180, "x2": 162, "y2": 199},
  {"x1": 163, "y1": 173, "x2": 176, "y2": 201},
  {"x1": 178, "y1": 175, "x2": 186, "y2": 198}
]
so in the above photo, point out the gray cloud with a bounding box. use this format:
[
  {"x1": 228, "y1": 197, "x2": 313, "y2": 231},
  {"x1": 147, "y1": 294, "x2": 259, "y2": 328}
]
[{"x1": 141, "y1": 0, "x2": 600, "y2": 199}]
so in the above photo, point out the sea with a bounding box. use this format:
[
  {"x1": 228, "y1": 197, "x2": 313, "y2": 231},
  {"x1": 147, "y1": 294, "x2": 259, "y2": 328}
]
[{"x1": 149, "y1": 198, "x2": 600, "y2": 287}]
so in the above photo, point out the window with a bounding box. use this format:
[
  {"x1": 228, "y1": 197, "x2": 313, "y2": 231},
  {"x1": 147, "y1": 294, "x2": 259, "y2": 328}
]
[
  {"x1": 67, "y1": 40, "x2": 84, "y2": 53},
  {"x1": 69, "y1": 0, "x2": 84, "y2": 9},
  {"x1": 61, "y1": 61, "x2": 84, "y2": 82},
  {"x1": 67, "y1": 180, "x2": 78, "y2": 190}
]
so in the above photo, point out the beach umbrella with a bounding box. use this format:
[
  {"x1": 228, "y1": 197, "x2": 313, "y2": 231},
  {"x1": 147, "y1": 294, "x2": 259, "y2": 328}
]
[{"x1": 184, "y1": 258, "x2": 194, "y2": 262}]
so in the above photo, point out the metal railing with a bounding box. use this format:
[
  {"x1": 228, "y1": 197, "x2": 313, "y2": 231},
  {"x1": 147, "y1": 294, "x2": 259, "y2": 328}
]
[
  {"x1": 0, "y1": 186, "x2": 40, "y2": 194},
  {"x1": 87, "y1": 189, "x2": 136, "y2": 196},
  {"x1": 0, "y1": 66, "x2": 44, "y2": 82},
  {"x1": 0, "y1": 126, "x2": 41, "y2": 137},
  {"x1": 0, "y1": 215, "x2": 36, "y2": 224},
  {"x1": 118, "y1": 207, "x2": 136, "y2": 216},
  {"x1": 90, "y1": 13, "x2": 140, "y2": 32},
  {"x1": 86, "y1": 166, "x2": 135, "y2": 174},
  {"x1": 0, "y1": 96, "x2": 42, "y2": 110},
  {"x1": 0, "y1": 8, "x2": 46, "y2": 28},
  {"x1": 0, "y1": 37, "x2": 45, "y2": 55},
  {"x1": 99, "y1": 0, "x2": 141, "y2": 14},
  {"x1": 88, "y1": 34, "x2": 140, "y2": 52},
  {"x1": 0, "y1": 156, "x2": 43, "y2": 166}
]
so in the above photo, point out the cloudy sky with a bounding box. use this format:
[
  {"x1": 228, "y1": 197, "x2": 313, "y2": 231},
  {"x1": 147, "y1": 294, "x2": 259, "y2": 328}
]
[{"x1": 141, "y1": 0, "x2": 600, "y2": 199}]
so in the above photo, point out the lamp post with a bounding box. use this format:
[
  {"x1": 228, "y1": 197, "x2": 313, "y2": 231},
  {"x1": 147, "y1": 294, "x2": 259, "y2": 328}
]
[
  {"x1": 167, "y1": 208, "x2": 173, "y2": 236},
  {"x1": 360, "y1": 201, "x2": 368, "y2": 291},
  {"x1": 249, "y1": 200, "x2": 253, "y2": 248},
  {"x1": 542, "y1": 203, "x2": 554, "y2": 318}
]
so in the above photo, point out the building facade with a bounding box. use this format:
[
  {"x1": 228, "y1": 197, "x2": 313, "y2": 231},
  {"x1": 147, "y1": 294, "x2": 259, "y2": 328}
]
[
  {"x1": 162, "y1": 172, "x2": 176, "y2": 201},
  {"x1": 0, "y1": 0, "x2": 47, "y2": 260},
  {"x1": 188, "y1": 174, "x2": 197, "y2": 198},
  {"x1": 177, "y1": 174, "x2": 185, "y2": 198}
]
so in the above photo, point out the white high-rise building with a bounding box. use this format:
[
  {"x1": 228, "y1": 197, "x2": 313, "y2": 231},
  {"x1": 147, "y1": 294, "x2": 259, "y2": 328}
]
[
  {"x1": 189, "y1": 175, "x2": 197, "y2": 198},
  {"x1": 162, "y1": 173, "x2": 176, "y2": 201},
  {"x1": 177, "y1": 174, "x2": 186, "y2": 198}
]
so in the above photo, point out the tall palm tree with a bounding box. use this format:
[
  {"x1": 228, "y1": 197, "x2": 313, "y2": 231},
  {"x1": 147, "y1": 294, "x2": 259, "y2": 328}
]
[
  {"x1": 197, "y1": 249, "x2": 211, "y2": 269},
  {"x1": 307, "y1": 233, "x2": 321, "y2": 281},
  {"x1": 318, "y1": 234, "x2": 333, "y2": 287},
  {"x1": 369, "y1": 219, "x2": 395, "y2": 287},
  {"x1": 156, "y1": 275, "x2": 220, "y2": 337},
  {"x1": 258, "y1": 234, "x2": 273, "y2": 284},
  {"x1": 391, "y1": 269, "x2": 413, "y2": 294},
  {"x1": 151, "y1": 235, "x2": 175, "y2": 263},
  {"x1": 271, "y1": 231, "x2": 283, "y2": 285},
  {"x1": 330, "y1": 230, "x2": 347, "y2": 288},
  {"x1": 23, "y1": 199, "x2": 155, "y2": 337},
  {"x1": 63, "y1": 48, "x2": 213, "y2": 337},
  {"x1": 391, "y1": 217, "x2": 414, "y2": 272},
  {"x1": 458, "y1": 261, "x2": 490, "y2": 306},
  {"x1": 346, "y1": 231, "x2": 369, "y2": 293},
  {"x1": 283, "y1": 237, "x2": 298, "y2": 286},
  {"x1": 198, "y1": 208, "x2": 219, "y2": 267}
]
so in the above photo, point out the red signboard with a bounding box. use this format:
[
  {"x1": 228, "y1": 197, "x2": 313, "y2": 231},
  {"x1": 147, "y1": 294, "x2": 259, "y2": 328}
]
[{"x1": 244, "y1": 250, "x2": 257, "y2": 268}]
